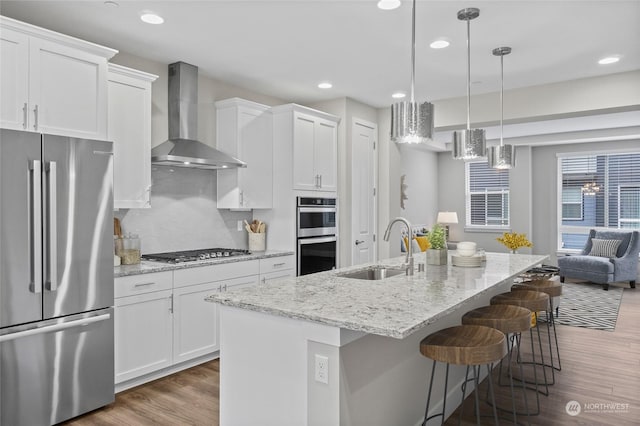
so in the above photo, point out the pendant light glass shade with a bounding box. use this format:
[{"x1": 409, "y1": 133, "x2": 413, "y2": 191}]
[
  {"x1": 488, "y1": 46, "x2": 516, "y2": 169},
  {"x1": 390, "y1": 0, "x2": 434, "y2": 144},
  {"x1": 452, "y1": 8, "x2": 486, "y2": 160}
]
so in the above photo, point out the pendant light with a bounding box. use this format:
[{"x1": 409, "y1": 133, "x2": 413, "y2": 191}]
[
  {"x1": 390, "y1": 0, "x2": 434, "y2": 144},
  {"x1": 452, "y1": 8, "x2": 486, "y2": 160},
  {"x1": 488, "y1": 46, "x2": 516, "y2": 169}
]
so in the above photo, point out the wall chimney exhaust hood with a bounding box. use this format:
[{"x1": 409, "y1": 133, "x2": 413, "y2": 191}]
[{"x1": 151, "y1": 62, "x2": 246, "y2": 169}]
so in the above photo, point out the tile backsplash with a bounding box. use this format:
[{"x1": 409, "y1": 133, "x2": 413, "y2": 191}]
[{"x1": 115, "y1": 166, "x2": 252, "y2": 254}]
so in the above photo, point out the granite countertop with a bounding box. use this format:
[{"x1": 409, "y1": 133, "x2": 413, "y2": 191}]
[
  {"x1": 114, "y1": 250, "x2": 295, "y2": 278},
  {"x1": 206, "y1": 252, "x2": 548, "y2": 339}
]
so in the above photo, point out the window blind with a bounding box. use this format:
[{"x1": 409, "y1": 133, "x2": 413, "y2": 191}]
[{"x1": 466, "y1": 161, "x2": 510, "y2": 227}]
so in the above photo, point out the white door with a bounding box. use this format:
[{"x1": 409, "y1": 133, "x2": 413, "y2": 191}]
[{"x1": 351, "y1": 119, "x2": 377, "y2": 265}]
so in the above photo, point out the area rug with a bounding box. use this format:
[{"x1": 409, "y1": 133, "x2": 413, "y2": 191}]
[{"x1": 554, "y1": 281, "x2": 624, "y2": 331}]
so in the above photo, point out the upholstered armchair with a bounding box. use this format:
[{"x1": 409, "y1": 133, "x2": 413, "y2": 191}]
[{"x1": 558, "y1": 230, "x2": 640, "y2": 290}]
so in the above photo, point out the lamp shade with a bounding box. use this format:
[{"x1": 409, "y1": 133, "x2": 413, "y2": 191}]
[
  {"x1": 437, "y1": 211, "x2": 459, "y2": 224},
  {"x1": 391, "y1": 101, "x2": 434, "y2": 143},
  {"x1": 452, "y1": 128, "x2": 486, "y2": 160},
  {"x1": 487, "y1": 144, "x2": 516, "y2": 169}
]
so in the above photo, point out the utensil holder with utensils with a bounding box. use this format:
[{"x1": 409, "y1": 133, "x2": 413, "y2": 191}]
[{"x1": 246, "y1": 219, "x2": 266, "y2": 252}]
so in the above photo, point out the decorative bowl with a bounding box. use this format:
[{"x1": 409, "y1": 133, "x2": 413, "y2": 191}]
[{"x1": 457, "y1": 241, "x2": 477, "y2": 257}]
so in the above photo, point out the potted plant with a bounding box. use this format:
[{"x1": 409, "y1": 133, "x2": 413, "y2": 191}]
[{"x1": 426, "y1": 223, "x2": 448, "y2": 265}]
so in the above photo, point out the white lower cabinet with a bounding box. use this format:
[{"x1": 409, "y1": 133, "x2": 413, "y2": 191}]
[
  {"x1": 114, "y1": 271, "x2": 173, "y2": 385},
  {"x1": 259, "y1": 255, "x2": 295, "y2": 284},
  {"x1": 114, "y1": 257, "x2": 292, "y2": 389}
]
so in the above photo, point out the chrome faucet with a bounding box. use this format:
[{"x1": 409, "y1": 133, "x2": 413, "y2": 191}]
[{"x1": 383, "y1": 217, "x2": 414, "y2": 276}]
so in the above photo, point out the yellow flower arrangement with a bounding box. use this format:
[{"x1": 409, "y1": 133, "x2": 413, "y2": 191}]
[{"x1": 497, "y1": 232, "x2": 533, "y2": 251}]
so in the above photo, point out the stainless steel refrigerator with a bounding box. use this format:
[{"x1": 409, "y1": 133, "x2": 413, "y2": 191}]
[{"x1": 0, "y1": 129, "x2": 115, "y2": 425}]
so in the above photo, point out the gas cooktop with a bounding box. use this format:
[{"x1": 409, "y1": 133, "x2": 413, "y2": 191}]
[{"x1": 142, "y1": 248, "x2": 252, "y2": 263}]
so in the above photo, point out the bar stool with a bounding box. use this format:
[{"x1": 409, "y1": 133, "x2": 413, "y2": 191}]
[
  {"x1": 512, "y1": 279, "x2": 563, "y2": 373},
  {"x1": 462, "y1": 305, "x2": 534, "y2": 423},
  {"x1": 490, "y1": 290, "x2": 551, "y2": 396},
  {"x1": 419, "y1": 325, "x2": 506, "y2": 426}
]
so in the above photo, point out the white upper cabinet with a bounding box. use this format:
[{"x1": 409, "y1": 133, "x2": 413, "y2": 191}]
[
  {"x1": 274, "y1": 104, "x2": 339, "y2": 193},
  {"x1": 0, "y1": 16, "x2": 117, "y2": 139},
  {"x1": 216, "y1": 98, "x2": 272, "y2": 209},
  {"x1": 108, "y1": 64, "x2": 157, "y2": 209}
]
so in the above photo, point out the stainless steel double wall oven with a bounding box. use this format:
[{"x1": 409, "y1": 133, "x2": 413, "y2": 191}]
[{"x1": 296, "y1": 197, "x2": 337, "y2": 276}]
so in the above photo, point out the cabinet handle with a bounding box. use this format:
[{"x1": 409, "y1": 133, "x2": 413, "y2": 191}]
[
  {"x1": 33, "y1": 105, "x2": 39, "y2": 130},
  {"x1": 319, "y1": 175, "x2": 323, "y2": 187},
  {"x1": 133, "y1": 282, "x2": 155, "y2": 288},
  {"x1": 169, "y1": 294, "x2": 174, "y2": 313},
  {"x1": 223, "y1": 284, "x2": 228, "y2": 291},
  {"x1": 22, "y1": 103, "x2": 28, "y2": 129},
  {"x1": 272, "y1": 262, "x2": 286, "y2": 268},
  {"x1": 261, "y1": 277, "x2": 266, "y2": 284},
  {"x1": 240, "y1": 190, "x2": 244, "y2": 206}
]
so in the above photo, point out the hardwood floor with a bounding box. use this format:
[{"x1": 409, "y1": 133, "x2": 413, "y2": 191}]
[
  {"x1": 65, "y1": 284, "x2": 639, "y2": 425},
  {"x1": 63, "y1": 361, "x2": 219, "y2": 425}
]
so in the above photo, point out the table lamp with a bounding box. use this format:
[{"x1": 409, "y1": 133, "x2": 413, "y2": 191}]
[{"x1": 437, "y1": 211, "x2": 459, "y2": 241}]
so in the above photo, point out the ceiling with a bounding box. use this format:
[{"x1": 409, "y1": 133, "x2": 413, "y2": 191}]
[{"x1": 2, "y1": 1, "x2": 639, "y2": 108}]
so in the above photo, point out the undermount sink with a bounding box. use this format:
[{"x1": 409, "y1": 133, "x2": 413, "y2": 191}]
[{"x1": 338, "y1": 266, "x2": 406, "y2": 280}]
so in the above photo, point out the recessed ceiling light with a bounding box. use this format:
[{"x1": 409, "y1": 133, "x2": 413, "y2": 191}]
[
  {"x1": 318, "y1": 82, "x2": 332, "y2": 89},
  {"x1": 430, "y1": 39, "x2": 450, "y2": 49},
  {"x1": 392, "y1": 92, "x2": 406, "y2": 99},
  {"x1": 140, "y1": 11, "x2": 164, "y2": 25},
  {"x1": 377, "y1": 0, "x2": 401, "y2": 10},
  {"x1": 598, "y1": 56, "x2": 620, "y2": 65}
]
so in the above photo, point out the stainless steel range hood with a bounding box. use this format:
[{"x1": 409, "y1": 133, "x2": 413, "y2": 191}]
[{"x1": 151, "y1": 62, "x2": 246, "y2": 169}]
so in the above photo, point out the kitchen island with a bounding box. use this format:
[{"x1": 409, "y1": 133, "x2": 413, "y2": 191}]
[{"x1": 207, "y1": 252, "x2": 548, "y2": 426}]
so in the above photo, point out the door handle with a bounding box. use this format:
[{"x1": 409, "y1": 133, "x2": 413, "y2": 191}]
[
  {"x1": 30, "y1": 160, "x2": 42, "y2": 294},
  {"x1": 355, "y1": 240, "x2": 365, "y2": 245},
  {"x1": 46, "y1": 161, "x2": 57, "y2": 291}
]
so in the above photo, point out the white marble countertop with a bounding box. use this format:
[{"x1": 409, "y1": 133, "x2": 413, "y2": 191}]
[
  {"x1": 206, "y1": 252, "x2": 548, "y2": 339},
  {"x1": 114, "y1": 250, "x2": 295, "y2": 278}
]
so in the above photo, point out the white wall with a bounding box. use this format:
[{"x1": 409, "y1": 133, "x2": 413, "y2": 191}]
[{"x1": 434, "y1": 70, "x2": 640, "y2": 130}]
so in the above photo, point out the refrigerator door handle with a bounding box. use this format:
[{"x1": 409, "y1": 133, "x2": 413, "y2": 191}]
[
  {"x1": 46, "y1": 161, "x2": 58, "y2": 291},
  {"x1": 30, "y1": 160, "x2": 43, "y2": 294},
  {"x1": 0, "y1": 313, "x2": 111, "y2": 343}
]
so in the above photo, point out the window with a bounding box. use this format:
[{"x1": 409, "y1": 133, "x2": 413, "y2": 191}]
[
  {"x1": 562, "y1": 187, "x2": 583, "y2": 220},
  {"x1": 466, "y1": 161, "x2": 509, "y2": 228},
  {"x1": 558, "y1": 152, "x2": 640, "y2": 250}
]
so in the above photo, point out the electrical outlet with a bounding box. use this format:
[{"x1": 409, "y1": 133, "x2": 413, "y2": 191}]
[
  {"x1": 237, "y1": 220, "x2": 243, "y2": 231},
  {"x1": 315, "y1": 354, "x2": 329, "y2": 384}
]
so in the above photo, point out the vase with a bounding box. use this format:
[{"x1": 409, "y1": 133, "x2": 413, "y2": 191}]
[{"x1": 426, "y1": 248, "x2": 448, "y2": 265}]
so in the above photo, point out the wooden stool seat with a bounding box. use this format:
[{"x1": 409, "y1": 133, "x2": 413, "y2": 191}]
[
  {"x1": 462, "y1": 305, "x2": 532, "y2": 335},
  {"x1": 511, "y1": 279, "x2": 562, "y2": 298},
  {"x1": 491, "y1": 290, "x2": 549, "y2": 312},
  {"x1": 420, "y1": 325, "x2": 506, "y2": 366}
]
